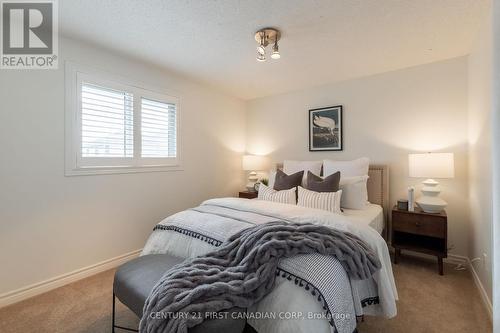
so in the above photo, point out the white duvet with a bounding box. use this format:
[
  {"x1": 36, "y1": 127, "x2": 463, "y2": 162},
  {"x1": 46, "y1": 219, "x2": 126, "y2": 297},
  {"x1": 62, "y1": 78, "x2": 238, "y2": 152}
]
[{"x1": 141, "y1": 198, "x2": 398, "y2": 333}]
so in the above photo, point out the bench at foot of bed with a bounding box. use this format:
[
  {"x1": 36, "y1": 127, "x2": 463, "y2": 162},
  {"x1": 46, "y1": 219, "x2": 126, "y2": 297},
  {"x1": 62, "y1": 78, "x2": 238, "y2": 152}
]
[{"x1": 112, "y1": 254, "x2": 247, "y2": 333}]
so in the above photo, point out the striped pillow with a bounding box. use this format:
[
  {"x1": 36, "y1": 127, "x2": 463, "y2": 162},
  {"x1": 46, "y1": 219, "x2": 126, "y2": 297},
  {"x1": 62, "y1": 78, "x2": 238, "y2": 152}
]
[
  {"x1": 257, "y1": 184, "x2": 296, "y2": 205},
  {"x1": 297, "y1": 186, "x2": 342, "y2": 214}
]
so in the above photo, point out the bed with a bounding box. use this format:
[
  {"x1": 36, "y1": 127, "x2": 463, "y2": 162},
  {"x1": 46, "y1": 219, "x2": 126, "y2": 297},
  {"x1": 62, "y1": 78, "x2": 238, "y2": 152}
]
[
  {"x1": 274, "y1": 163, "x2": 390, "y2": 237},
  {"x1": 343, "y1": 203, "x2": 384, "y2": 235},
  {"x1": 141, "y1": 164, "x2": 397, "y2": 333}
]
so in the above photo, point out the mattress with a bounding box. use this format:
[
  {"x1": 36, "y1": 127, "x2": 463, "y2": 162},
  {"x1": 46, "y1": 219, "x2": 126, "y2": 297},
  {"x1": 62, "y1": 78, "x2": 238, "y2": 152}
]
[{"x1": 343, "y1": 203, "x2": 384, "y2": 234}]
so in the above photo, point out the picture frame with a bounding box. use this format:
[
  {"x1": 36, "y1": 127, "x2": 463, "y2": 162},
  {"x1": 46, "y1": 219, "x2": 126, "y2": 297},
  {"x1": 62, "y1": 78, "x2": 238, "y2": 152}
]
[{"x1": 309, "y1": 105, "x2": 343, "y2": 151}]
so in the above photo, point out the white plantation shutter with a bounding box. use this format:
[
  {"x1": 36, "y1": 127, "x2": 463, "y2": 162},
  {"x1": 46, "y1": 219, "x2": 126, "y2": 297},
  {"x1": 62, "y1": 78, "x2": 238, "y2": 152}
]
[
  {"x1": 81, "y1": 83, "x2": 133, "y2": 157},
  {"x1": 141, "y1": 98, "x2": 177, "y2": 158},
  {"x1": 67, "y1": 66, "x2": 180, "y2": 175}
]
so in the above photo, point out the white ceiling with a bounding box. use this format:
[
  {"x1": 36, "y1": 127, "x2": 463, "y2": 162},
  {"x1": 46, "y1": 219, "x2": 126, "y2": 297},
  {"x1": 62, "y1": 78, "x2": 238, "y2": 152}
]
[{"x1": 60, "y1": 0, "x2": 489, "y2": 100}]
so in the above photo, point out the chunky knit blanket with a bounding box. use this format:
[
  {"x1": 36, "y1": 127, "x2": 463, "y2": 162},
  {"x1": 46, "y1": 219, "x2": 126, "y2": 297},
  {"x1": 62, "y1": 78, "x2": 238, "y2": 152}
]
[{"x1": 139, "y1": 221, "x2": 381, "y2": 333}]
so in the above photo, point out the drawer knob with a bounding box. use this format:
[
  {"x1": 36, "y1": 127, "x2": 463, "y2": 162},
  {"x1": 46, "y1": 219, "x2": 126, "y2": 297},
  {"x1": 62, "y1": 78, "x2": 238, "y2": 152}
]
[{"x1": 415, "y1": 221, "x2": 421, "y2": 227}]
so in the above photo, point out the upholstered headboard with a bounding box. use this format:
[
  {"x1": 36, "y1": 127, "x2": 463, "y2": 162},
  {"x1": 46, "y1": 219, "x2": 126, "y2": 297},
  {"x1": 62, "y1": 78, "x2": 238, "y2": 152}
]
[
  {"x1": 275, "y1": 163, "x2": 390, "y2": 236},
  {"x1": 367, "y1": 164, "x2": 390, "y2": 221}
]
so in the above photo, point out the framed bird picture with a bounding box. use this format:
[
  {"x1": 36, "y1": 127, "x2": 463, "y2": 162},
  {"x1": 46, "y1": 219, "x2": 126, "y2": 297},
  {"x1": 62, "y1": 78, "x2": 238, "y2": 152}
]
[{"x1": 309, "y1": 105, "x2": 343, "y2": 151}]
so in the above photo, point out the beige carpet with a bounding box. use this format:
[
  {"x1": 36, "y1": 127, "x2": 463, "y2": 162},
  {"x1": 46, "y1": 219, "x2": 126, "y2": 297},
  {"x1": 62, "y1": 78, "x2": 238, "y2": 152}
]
[{"x1": 0, "y1": 256, "x2": 492, "y2": 333}]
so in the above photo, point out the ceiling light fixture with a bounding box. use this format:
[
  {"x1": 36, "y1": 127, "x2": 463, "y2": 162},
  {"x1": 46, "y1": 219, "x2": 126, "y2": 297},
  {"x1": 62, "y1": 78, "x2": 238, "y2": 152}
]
[
  {"x1": 256, "y1": 53, "x2": 266, "y2": 62},
  {"x1": 254, "y1": 28, "x2": 281, "y2": 62},
  {"x1": 257, "y1": 34, "x2": 266, "y2": 62},
  {"x1": 271, "y1": 41, "x2": 280, "y2": 59}
]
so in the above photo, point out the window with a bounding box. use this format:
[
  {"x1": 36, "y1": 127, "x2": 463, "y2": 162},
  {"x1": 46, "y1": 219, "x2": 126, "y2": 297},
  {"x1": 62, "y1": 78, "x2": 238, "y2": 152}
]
[
  {"x1": 65, "y1": 64, "x2": 180, "y2": 175},
  {"x1": 141, "y1": 98, "x2": 176, "y2": 158},
  {"x1": 81, "y1": 83, "x2": 134, "y2": 158}
]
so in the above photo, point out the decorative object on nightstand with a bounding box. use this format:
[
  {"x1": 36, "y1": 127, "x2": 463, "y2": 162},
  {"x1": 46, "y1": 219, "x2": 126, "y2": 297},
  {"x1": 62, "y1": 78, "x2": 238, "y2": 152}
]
[
  {"x1": 407, "y1": 186, "x2": 415, "y2": 212},
  {"x1": 408, "y1": 152, "x2": 455, "y2": 213},
  {"x1": 242, "y1": 155, "x2": 269, "y2": 192},
  {"x1": 254, "y1": 178, "x2": 269, "y2": 192},
  {"x1": 397, "y1": 199, "x2": 408, "y2": 211},
  {"x1": 392, "y1": 206, "x2": 447, "y2": 275},
  {"x1": 239, "y1": 191, "x2": 258, "y2": 199}
]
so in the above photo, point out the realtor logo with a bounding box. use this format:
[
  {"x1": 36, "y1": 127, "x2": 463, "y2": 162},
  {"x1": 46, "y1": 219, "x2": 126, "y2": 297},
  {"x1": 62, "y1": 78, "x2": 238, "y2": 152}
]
[{"x1": 1, "y1": 0, "x2": 58, "y2": 69}]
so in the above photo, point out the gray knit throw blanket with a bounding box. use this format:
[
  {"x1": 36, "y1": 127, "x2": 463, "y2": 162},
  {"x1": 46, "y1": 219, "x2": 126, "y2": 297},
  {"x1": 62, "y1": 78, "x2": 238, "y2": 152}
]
[{"x1": 139, "y1": 221, "x2": 381, "y2": 333}]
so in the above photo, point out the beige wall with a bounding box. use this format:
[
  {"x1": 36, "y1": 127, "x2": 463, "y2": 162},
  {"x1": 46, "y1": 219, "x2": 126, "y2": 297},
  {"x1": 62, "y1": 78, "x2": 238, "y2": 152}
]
[
  {"x1": 492, "y1": 0, "x2": 500, "y2": 326},
  {"x1": 0, "y1": 30, "x2": 495, "y2": 316},
  {"x1": 467, "y1": 6, "x2": 493, "y2": 303},
  {"x1": 246, "y1": 57, "x2": 470, "y2": 257},
  {"x1": 0, "y1": 37, "x2": 246, "y2": 295}
]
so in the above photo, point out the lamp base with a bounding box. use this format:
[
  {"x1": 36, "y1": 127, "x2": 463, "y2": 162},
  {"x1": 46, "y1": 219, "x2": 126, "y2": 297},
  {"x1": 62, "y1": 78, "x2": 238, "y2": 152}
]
[
  {"x1": 246, "y1": 171, "x2": 258, "y2": 192},
  {"x1": 416, "y1": 179, "x2": 447, "y2": 213},
  {"x1": 246, "y1": 184, "x2": 257, "y2": 192},
  {"x1": 416, "y1": 197, "x2": 447, "y2": 213}
]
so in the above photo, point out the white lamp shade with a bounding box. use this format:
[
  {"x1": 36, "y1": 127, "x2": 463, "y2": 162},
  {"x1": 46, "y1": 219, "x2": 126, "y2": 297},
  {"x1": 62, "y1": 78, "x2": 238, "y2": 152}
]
[
  {"x1": 242, "y1": 155, "x2": 269, "y2": 171},
  {"x1": 408, "y1": 153, "x2": 455, "y2": 179}
]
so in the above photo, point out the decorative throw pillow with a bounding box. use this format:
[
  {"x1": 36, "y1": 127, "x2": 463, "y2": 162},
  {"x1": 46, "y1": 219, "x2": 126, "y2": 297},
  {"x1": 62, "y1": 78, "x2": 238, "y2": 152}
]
[
  {"x1": 257, "y1": 184, "x2": 296, "y2": 205},
  {"x1": 306, "y1": 171, "x2": 341, "y2": 192},
  {"x1": 283, "y1": 160, "x2": 322, "y2": 187},
  {"x1": 297, "y1": 186, "x2": 342, "y2": 214},
  {"x1": 323, "y1": 157, "x2": 370, "y2": 178},
  {"x1": 273, "y1": 169, "x2": 304, "y2": 191},
  {"x1": 339, "y1": 175, "x2": 369, "y2": 210},
  {"x1": 268, "y1": 170, "x2": 277, "y2": 189}
]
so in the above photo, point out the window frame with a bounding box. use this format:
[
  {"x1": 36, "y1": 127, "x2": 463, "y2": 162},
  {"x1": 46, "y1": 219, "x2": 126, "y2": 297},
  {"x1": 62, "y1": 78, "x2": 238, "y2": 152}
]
[{"x1": 65, "y1": 62, "x2": 182, "y2": 176}]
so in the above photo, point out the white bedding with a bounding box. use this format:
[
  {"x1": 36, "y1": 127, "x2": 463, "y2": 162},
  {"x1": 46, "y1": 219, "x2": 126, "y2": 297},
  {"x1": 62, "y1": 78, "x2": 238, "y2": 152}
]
[
  {"x1": 343, "y1": 203, "x2": 384, "y2": 234},
  {"x1": 141, "y1": 198, "x2": 398, "y2": 333}
]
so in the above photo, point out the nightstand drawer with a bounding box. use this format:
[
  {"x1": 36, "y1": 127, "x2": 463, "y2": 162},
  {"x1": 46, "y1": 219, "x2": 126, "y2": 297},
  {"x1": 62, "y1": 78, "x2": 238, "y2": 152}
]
[
  {"x1": 392, "y1": 212, "x2": 445, "y2": 238},
  {"x1": 392, "y1": 206, "x2": 447, "y2": 275},
  {"x1": 239, "y1": 191, "x2": 258, "y2": 199}
]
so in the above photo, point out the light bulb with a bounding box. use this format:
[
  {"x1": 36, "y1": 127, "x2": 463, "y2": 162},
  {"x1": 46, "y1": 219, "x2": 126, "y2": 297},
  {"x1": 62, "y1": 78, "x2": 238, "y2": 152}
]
[
  {"x1": 256, "y1": 53, "x2": 266, "y2": 62},
  {"x1": 271, "y1": 42, "x2": 280, "y2": 59},
  {"x1": 257, "y1": 45, "x2": 266, "y2": 55}
]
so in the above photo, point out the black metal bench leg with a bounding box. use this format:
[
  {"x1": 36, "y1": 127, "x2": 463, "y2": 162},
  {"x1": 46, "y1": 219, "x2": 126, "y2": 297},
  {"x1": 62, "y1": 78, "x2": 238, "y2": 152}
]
[
  {"x1": 112, "y1": 292, "x2": 139, "y2": 332},
  {"x1": 112, "y1": 293, "x2": 116, "y2": 333}
]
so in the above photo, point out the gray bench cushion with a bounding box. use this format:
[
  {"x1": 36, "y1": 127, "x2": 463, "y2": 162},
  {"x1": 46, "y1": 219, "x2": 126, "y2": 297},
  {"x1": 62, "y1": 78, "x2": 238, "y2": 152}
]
[
  {"x1": 114, "y1": 254, "x2": 184, "y2": 317},
  {"x1": 113, "y1": 254, "x2": 246, "y2": 333}
]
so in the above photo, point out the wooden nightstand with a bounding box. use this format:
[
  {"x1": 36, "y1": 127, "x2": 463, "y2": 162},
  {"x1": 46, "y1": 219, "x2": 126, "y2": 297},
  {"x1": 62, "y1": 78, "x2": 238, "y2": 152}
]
[
  {"x1": 392, "y1": 206, "x2": 447, "y2": 275},
  {"x1": 239, "y1": 191, "x2": 258, "y2": 199}
]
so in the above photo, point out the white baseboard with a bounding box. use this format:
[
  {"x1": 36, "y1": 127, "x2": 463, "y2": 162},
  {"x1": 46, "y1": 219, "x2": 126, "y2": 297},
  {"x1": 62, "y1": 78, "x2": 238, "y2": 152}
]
[
  {"x1": 467, "y1": 258, "x2": 493, "y2": 322},
  {"x1": 388, "y1": 247, "x2": 468, "y2": 265},
  {"x1": 0, "y1": 249, "x2": 142, "y2": 309},
  {"x1": 0, "y1": 247, "x2": 493, "y2": 323},
  {"x1": 445, "y1": 253, "x2": 469, "y2": 265},
  {"x1": 389, "y1": 248, "x2": 492, "y2": 321}
]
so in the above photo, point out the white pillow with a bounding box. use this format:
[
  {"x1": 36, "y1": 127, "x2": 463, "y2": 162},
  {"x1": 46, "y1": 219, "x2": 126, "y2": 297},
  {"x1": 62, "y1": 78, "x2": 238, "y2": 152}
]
[
  {"x1": 339, "y1": 175, "x2": 369, "y2": 210},
  {"x1": 257, "y1": 184, "x2": 296, "y2": 205},
  {"x1": 297, "y1": 186, "x2": 342, "y2": 214},
  {"x1": 283, "y1": 160, "x2": 322, "y2": 187},
  {"x1": 323, "y1": 157, "x2": 370, "y2": 177},
  {"x1": 268, "y1": 170, "x2": 277, "y2": 189}
]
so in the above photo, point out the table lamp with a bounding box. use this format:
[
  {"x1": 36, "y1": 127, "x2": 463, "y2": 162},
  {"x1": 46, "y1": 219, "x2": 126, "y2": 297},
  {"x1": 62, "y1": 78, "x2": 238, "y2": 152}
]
[
  {"x1": 408, "y1": 152, "x2": 454, "y2": 213},
  {"x1": 242, "y1": 155, "x2": 269, "y2": 192}
]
